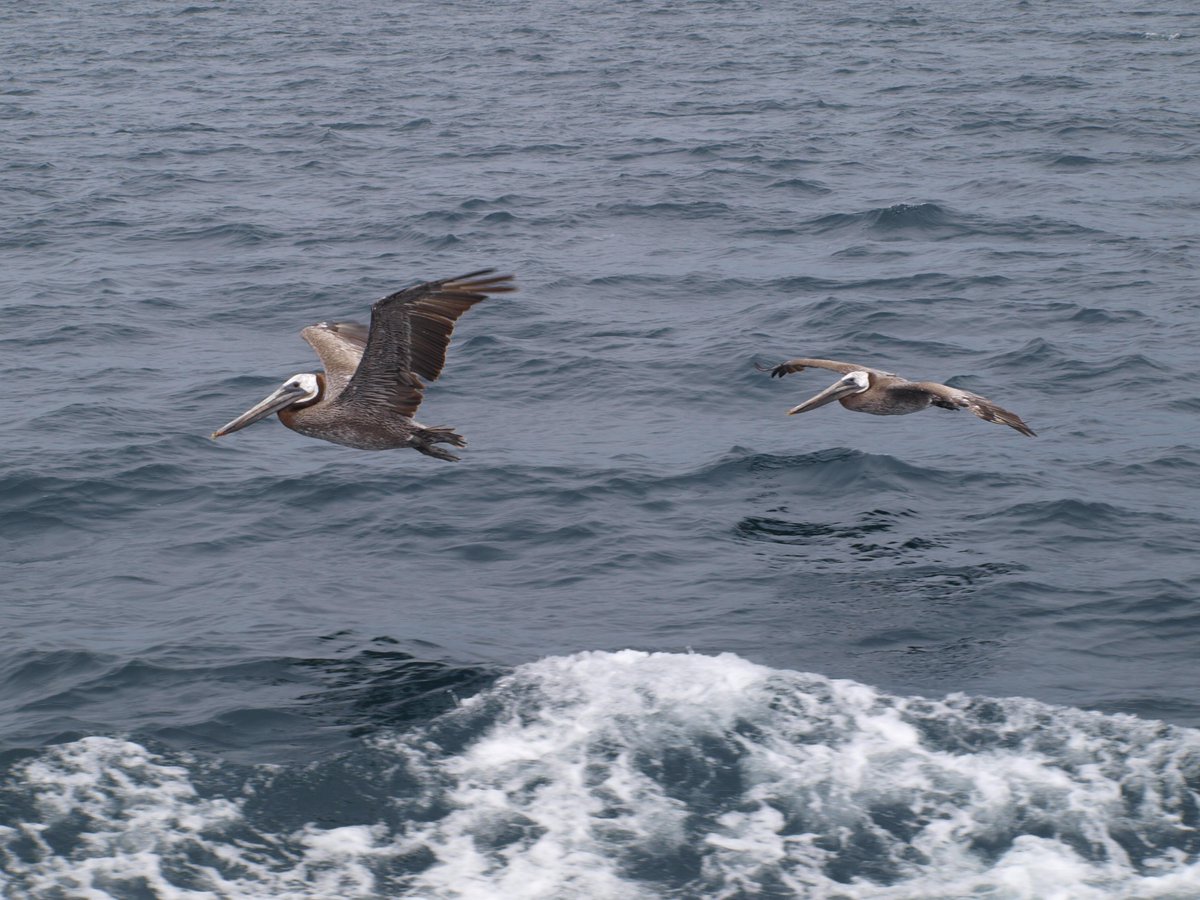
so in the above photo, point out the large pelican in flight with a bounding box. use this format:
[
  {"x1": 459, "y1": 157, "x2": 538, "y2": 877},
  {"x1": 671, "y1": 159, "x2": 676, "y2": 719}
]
[
  {"x1": 759, "y1": 358, "x2": 1035, "y2": 436},
  {"x1": 212, "y1": 270, "x2": 515, "y2": 458}
]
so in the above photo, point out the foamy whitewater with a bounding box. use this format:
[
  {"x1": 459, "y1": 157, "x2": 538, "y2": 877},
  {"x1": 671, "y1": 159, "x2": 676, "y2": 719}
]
[{"x1": 3, "y1": 652, "x2": 1198, "y2": 898}]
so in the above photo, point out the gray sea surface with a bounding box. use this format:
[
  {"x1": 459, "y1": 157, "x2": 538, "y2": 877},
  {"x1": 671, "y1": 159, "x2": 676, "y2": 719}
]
[{"x1": 3, "y1": 1, "x2": 1200, "y2": 896}]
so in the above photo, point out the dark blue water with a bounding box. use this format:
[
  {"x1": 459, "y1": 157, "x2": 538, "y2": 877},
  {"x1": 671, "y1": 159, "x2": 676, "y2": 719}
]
[{"x1": 4, "y1": 1, "x2": 1200, "y2": 895}]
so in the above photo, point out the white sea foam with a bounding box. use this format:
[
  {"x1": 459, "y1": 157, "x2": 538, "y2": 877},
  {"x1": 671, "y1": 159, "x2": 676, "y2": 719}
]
[
  {"x1": 399, "y1": 651, "x2": 1200, "y2": 899},
  {"x1": 0, "y1": 738, "x2": 395, "y2": 899},
  {"x1": 0, "y1": 737, "x2": 242, "y2": 898},
  {"x1": 2, "y1": 652, "x2": 1198, "y2": 898}
]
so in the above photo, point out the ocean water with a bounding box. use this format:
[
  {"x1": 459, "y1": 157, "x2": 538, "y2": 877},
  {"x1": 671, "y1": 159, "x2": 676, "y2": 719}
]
[{"x1": 3, "y1": 0, "x2": 1200, "y2": 896}]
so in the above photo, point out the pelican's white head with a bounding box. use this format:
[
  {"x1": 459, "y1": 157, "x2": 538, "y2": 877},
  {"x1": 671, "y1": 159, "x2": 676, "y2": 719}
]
[
  {"x1": 787, "y1": 370, "x2": 871, "y2": 416},
  {"x1": 843, "y1": 370, "x2": 871, "y2": 391},
  {"x1": 211, "y1": 373, "x2": 322, "y2": 439},
  {"x1": 280, "y1": 373, "x2": 321, "y2": 403}
]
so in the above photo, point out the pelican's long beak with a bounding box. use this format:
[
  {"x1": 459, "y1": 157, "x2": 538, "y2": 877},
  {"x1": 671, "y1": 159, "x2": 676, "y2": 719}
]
[
  {"x1": 211, "y1": 383, "x2": 309, "y2": 439},
  {"x1": 787, "y1": 375, "x2": 863, "y2": 416}
]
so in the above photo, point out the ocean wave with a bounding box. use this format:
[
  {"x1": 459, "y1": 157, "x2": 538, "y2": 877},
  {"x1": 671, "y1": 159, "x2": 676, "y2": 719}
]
[
  {"x1": 1049, "y1": 154, "x2": 1102, "y2": 170},
  {"x1": 675, "y1": 447, "x2": 1021, "y2": 495},
  {"x1": 983, "y1": 339, "x2": 1169, "y2": 388},
  {"x1": 966, "y1": 499, "x2": 1200, "y2": 554},
  {"x1": 800, "y1": 203, "x2": 1106, "y2": 244},
  {"x1": 2, "y1": 651, "x2": 1197, "y2": 898},
  {"x1": 597, "y1": 200, "x2": 735, "y2": 218},
  {"x1": 142, "y1": 222, "x2": 287, "y2": 247},
  {"x1": 0, "y1": 639, "x2": 497, "y2": 760},
  {"x1": 1088, "y1": 447, "x2": 1200, "y2": 482},
  {"x1": 806, "y1": 203, "x2": 960, "y2": 236},
  {"x1": 766, "y1": 177, "x2": 832, "y2": 195}
]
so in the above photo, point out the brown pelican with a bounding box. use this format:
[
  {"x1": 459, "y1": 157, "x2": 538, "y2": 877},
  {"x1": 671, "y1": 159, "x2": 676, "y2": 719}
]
[
  {"x1": 212, "y1": 270, "x2": 515, "y2": 458},
  {"x1": 759, "y1": 358, "x2": 1036, "y2": 436}
]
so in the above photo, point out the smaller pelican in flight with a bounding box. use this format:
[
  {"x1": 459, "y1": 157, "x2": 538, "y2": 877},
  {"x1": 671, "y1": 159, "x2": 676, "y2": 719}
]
[
  {"x1": 212, "y1": 269, "x2": 515, "y2": 458},
  {"x1": 758, "y1": 357, "x2": 1035, "y2": 436}
]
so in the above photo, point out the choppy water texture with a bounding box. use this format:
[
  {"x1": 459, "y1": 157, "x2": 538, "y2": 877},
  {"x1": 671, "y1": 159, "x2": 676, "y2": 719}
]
[{"x1": 3, "y1": 0, "x2": 1200, "y2": 896}]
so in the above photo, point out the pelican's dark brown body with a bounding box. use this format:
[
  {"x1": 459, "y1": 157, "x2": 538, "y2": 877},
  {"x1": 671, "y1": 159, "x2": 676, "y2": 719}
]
[
  {"x1": 273, "y1": 372, "x2": 463, "y2": 452},
  {"x1": 212, "y1": 270, "x2": 515, "y2": 459}
]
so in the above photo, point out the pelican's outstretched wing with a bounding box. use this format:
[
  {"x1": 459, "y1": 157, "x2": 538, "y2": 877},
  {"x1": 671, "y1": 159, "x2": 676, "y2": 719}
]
[
  {"x1": 917, "y1": 382, "x2": 1036, "y2": 437},
  {"x1": 757, "y1": 358, "x2": 896, "y2": 378},
  {"x1": 337, "y1": 270, "x2": 515, "y2": 418},
  {"x1": 300, "y1": 321, "x2": 369, "y2": 399}
]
